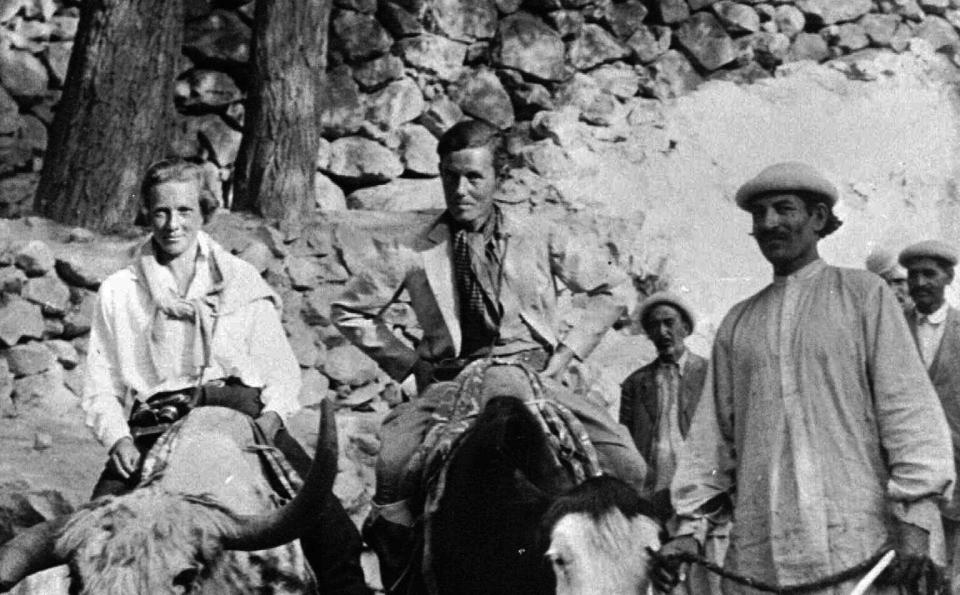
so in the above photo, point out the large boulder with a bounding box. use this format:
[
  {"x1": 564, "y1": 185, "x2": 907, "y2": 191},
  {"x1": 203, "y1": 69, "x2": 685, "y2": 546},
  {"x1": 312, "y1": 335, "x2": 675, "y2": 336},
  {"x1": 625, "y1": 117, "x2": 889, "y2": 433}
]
[
  {"x1": 325, "y1": 136, "x2": 404, "y2": 186},
  {"x1": 398, "y1": 124, "x2": 439, "y2": 176},
  {"x1": 567, "y1": 24, "x2": 631, "y2": 71},
  {"x1": 365, "y1": 78, "x2": 425, "y2": 130},
  {"x1": 432, "y1": 0, "x2": 498, "y2": 41},
  {"x1": 795, "y1": 0, "x2": 873, "y2": 25},
  {"x1": 493, "y1": 12, "x2": 568, "y2": 82},
  {"x1": 320, "y1": 65, "x2": 366, "y2": 137},
  {"x1": 675, "y1": 12, "x2": 738, "y2": 71},
  {"x1": 346, "y1": 177, "x2": 445, "y2": 211},
  {"x1": 14, "y1": 241, "x2": 55, "y2": 277},
  {"x1": 448, "y1": 68, "x2": 515, "y2": 129},
  {"x1": 3, "y1": 342, "x2": 54, "y2": 377},
  {"x1": 396, "y1": 34, "x2": 467, "y2": 81},
  {"x1": 0, "y1": 296, "x2": 44, "y2": 347}
]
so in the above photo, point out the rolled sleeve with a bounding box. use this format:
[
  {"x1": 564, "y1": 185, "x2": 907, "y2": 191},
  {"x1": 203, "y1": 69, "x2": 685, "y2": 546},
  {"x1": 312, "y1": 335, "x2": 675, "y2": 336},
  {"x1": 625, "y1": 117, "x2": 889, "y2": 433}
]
[{"x1": 247, "y1": 299, "x2": 301, "y2": 422}]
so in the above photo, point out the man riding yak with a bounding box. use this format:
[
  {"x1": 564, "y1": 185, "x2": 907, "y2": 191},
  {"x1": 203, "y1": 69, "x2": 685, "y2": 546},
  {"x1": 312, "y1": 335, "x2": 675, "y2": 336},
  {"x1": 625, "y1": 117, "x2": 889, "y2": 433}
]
[
  {"x1": 330, "y1": 119, "x2": 649, "y2": 590},
  {"x1": 79, "y1": 158, "x2": 369, "y2": 594}
]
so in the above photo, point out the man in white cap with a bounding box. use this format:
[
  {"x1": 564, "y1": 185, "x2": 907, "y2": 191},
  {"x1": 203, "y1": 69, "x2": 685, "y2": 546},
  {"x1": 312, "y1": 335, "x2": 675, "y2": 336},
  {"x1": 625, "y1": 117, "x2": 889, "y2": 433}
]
[
  {"x1": 654, "y1": 162, "x2": 955, "y2": 594},
  {"x1": 900, "y1": 239, "x2": 960, "y2": 592},
  {"x1": 620, "y1": 291, "x2": 725, "y2": 594},
  {"x1": 865, "y1": 247, "x2": 912, "y2": 311}
]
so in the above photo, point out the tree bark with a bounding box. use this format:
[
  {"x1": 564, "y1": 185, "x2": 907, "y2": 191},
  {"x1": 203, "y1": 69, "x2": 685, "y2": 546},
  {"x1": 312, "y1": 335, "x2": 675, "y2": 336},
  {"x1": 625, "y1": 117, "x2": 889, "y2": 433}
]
[
  {"x1": 34, "y1": 0, "x2": 183, "y2": 231},
  {"x1": 232, "y1": 0, "x2": 331, "y2": 226}
]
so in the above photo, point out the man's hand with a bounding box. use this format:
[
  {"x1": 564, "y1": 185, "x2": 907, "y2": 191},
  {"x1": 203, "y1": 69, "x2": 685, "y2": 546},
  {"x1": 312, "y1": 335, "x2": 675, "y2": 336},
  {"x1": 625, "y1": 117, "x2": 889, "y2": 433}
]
[
  {"x1": 542, "y1": 345, "x2": 576, "y2": 380},
  {"x1": 882, "y1": 520, "x2": 942, "y2": 589},
  {"x1": 255, "y1": 411, "x2": 284, "y2": 441},
  {"x1": 108, "y1": 436, "x2": 141, "y2": 479},
  {"x1": 651, "y1": 535, "x2": 700, "y2": 593}
]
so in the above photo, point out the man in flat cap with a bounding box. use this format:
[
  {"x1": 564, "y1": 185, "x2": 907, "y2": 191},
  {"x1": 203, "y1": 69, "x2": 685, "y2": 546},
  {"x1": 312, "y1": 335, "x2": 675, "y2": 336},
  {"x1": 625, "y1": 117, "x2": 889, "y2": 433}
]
[
  {"x1": 900, "y1": 239, "x2": 960, "y2": 591},
  {"x1": 654, "y1": 162, "x2": 955, "y2": 594},
  {"x1": 620, "y1": 292, "x2": 725, "y2": 594},
  {"x1": 866, "y1": 246, "x2": 912, "y2": 311}
]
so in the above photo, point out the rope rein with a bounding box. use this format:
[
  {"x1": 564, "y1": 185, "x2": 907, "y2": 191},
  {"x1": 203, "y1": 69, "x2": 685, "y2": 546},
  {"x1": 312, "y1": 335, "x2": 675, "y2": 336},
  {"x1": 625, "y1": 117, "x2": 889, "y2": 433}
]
[{"x1": 648, "y1": 548, "x2": 894, "y2": 594}]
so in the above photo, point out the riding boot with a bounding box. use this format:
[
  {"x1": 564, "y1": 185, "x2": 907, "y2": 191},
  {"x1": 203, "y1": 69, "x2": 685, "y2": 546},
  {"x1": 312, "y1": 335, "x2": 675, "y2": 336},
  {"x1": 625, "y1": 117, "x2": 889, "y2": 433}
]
[{"x1": 362, "y1": 511, "x2": 420, "y2": 594}]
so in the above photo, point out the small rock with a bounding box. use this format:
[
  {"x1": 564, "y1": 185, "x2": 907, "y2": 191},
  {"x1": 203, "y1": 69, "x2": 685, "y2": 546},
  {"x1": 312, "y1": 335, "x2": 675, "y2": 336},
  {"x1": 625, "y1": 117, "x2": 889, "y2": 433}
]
[
  {"x1": 43, "y1": 317, "x2": 63, "y2": 339},
  {"x1": 788, "y1": 31, "x2": 831, "y2": 61},
  {"x1": 22, "y1": 274, "x2": 69, "y2": 317},
  {"x1": 773, "y1": 5, "x2": 806, "y2": 38},
  {"x1": 315, "y1": 173, "x2": 348, "y2": 211},
  {"x1": 520, "y1": 140, "x2": 571, "y2": 177},
  {"x1": 176, "y1": 69, "x2": 242, "y2": 111},
  {"x1": 61, "y1": 289, "x2": 95, "y2": 339},
  {"x1": 739, "y1": 31, "x2": 791, "y2": 68},
  {"x1": 196, "y1": 114, "x2": 242, "y2": 167},
  {"x1": 824, "y1": 23, "x2": 869, "y2": 52},
  {"x1": 493, "y1": 12, "x2": 568, "y2": 82},
  {"x1": 568, "y1": 23, "x2": 631, "y2": 71},
  {"x1": 877, "y1": 0, "x2": 925, "y2": 21},
  {"x1": 325, "y1": 136, "x2": 404, "y2": 185},
  {"x1": 54, "y1": 255, "x2": 103, "y2": 289},
  {"x1": 714, "y1": 2, "x2": 761, "y2": 33},
  {"x1": 626, "y1": 25, "x2": 672, "y2": 63},
  {"x1": 50, "y1": 15, "x2": 78, "y2": 40},
  {"x1": 3, "y1": 342, "x2": 54, "y2": 377},
  {"x1": 352, "y1": 54, "x2": 405, "y2": 91},
  {"x1": 332, "y1": 10, "x2": 393, "y2": 61},
  {"x1": 67, "y1": 227, "x2": 95, "y2": 243},
  {"x1": 302, "y1": 286, "x2": 341, "y2": 327},
  {"x1": 366, "y1": 78, "x2": 426, "y2": 131},
  {"x1": 237, "y1": 239, "x2": 272, "y2": 273},
  {"x1": 432, "y1": 0, "x2": 498, "y2": 42},
  {"x1": 324, "y1": 343, "x2": 380, "y2": 387},
  {"x1": 183, "y1": 9, "x2": 251, "y2": 67},
  {"x1": 14, "y1": 241, "x2": 54, "y2": 277},
  {"x1": 675, "y1": 12, "x2": 738, "y2": 71},
  {"x1": 316, "y1": 137, "x2": 331, "y2": 171},
  {"x1": 656, "y1": 0, "x2": 689, "y2": 24},
  {"x1": 318, "y1": 258, "x2": 350, "y2": 283},
  {"x1": 889, "y1": 22, "x2": 916, "y2": 52},
  {"x1": 914, "y1": 15, "x2": 960, "y2": 51},
  {"x1": 346, "y1": 178, "x2": 446, "y2": 211},
  {"x1": 546, "y1": 9, "x2": 584, "y2": 39},
  {"x1": 43, "y1": 40, "x2": 71, "y2": 88},
  {"x1": 503, "y1": 75, "x2": 555, "y2": 117},
  {"x1": 0, "y1": 267, "x2": 26, "y2": 294},
  {"x1": 33, "y1": 431, "x2": 51, "y2": 450},
  {"x1": 335, "y1": 0, "x2": 377, "y2": 12},
  {"x1": 589, "y1": 63, "x2": 640, "y2": 99},
  {"x1": 638, "y1": 50, "x2": 702, "y2": 100},
  {"x1": 287, "y1": 320, "x2": 322, "y2": 367},
  {"x1": 44, "y1": 339, "x2": 78, "y2": 370},
  {"x1": 398, "y1": 124, "x2": 439, "y2": 176},
  {"x1": 0, "y1": 174, "x2": 35, "y2": 218},
  {"x1": 17, "y1": 114, "x2": 46, "y2": 153},
  {"x1": 689, "y1": 0, "x2": 721, "y2": 9},
  {"x1": 299, "y1": 367, "x2": 330, "y2": 409},
  {"x1": 378, "y1": 1, "x2": 424, "y2": 38},
  {"x1": 11, "y1": 367, "x2": 63, "y2": 408},
  {"x1": 448, "y1": 67, "x2": 515, "y2": 129},
  {"x1": 496, "y1": 0, "x2": 522, "y2": 13},
  {"x1": 286, "y1": 256, "x2": 323, "y2": 291},
  {"x1": 418, "y1": 95, "x2": 464, "y2": 137},
  {"x1": 0, "y1": 85, "x2": 17, "y2": 135},
  {"x1": 920, "y1": 0, "x2": 950, "y2": 14},
  {"x1": 0, "y1": 43, "x2": 47, "y2": 99},
  {"x1": 604, "y1": 0, "x2": 649, "y2": 39},
  {"x1": 795, "y1": 0, "x2": 873, "y2": 25},
  {"x1": 397, "y1": 33, "x2": 468, "y2": 81}
]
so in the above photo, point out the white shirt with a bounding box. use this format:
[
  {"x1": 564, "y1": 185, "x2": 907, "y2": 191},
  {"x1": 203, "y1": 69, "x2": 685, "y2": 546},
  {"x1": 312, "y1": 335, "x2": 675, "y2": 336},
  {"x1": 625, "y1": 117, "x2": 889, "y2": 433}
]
[
  {"x1": 81, "y1": 234, "x2": 302, "y2": 450},
  {"x1": 917, "y1": 302, "x2": 949, "y2": 368}
]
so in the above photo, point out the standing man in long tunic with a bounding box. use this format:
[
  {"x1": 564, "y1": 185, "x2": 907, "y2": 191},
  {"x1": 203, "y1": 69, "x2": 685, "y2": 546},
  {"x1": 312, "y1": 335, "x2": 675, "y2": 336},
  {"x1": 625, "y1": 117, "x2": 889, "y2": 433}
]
[
  {"x1": 900, "y1": 240, "x2": 960, "y2": 593},
  {"x1": 656, "y1": 162, "x2": 955, "y2": 594}
]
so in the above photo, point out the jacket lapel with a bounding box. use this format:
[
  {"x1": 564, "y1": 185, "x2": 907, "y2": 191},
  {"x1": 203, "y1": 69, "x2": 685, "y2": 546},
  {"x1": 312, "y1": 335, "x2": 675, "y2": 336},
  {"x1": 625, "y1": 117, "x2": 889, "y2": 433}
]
[
  {"x1": 930, "y1": 308, "x2": 960, "y2": 382},
  {"x1": 422, "y1": 218, "x2": 462, "y2": 355}
]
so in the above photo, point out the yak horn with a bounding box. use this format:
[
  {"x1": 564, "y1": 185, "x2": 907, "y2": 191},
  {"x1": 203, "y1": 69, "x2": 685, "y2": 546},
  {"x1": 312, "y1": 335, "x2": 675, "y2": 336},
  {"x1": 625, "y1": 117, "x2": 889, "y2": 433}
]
[
  {"x1": 0, "y1": 515, "x2": 71, "y2": 592},
  {"x1": 223, "y1": 398, "x2": 339, "y2": 551}
]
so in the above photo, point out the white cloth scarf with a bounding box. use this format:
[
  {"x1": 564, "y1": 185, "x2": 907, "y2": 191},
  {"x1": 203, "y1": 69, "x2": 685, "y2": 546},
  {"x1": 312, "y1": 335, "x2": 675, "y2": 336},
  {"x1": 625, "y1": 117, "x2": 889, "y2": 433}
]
[{"x1": 134, "y1": 237, "x2": 223, "y2": 384}]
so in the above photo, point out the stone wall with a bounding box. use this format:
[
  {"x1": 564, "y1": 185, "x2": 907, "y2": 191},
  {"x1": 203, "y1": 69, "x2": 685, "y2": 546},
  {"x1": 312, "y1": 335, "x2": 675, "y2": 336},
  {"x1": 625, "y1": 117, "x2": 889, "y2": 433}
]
[{"x1": 2, "y1": 0, "x2": 960, "y2": 216}]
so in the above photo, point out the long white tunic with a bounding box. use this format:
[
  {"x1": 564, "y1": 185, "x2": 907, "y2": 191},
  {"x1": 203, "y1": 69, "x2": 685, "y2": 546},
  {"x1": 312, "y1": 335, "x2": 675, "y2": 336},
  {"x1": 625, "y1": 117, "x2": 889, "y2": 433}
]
[{"x1": 671, "y1": 259, "x2": 954, "y2": 593}]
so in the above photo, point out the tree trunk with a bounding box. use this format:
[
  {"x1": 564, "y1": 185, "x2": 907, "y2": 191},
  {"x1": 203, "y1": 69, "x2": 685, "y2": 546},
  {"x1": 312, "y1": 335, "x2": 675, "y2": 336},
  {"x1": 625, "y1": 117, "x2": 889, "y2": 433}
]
[
  {"x1": 232, "y1": 0, "x2": 330, "y2": 227},
  {"x1": 34, "y1": 0, "x2": 183, "y2": 231}
]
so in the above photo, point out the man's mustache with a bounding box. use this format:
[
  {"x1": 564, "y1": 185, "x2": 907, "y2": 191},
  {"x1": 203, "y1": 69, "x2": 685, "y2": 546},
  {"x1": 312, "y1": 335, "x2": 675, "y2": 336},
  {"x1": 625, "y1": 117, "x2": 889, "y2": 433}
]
[{"x1": 748, "y1": 230, "x2": 790, "y2": 242}]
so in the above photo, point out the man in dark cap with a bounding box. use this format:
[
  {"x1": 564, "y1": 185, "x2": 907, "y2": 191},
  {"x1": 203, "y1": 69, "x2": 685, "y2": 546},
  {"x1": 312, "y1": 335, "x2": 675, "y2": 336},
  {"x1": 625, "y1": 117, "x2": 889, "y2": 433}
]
[
  {"x1": 655, "y1": 162, "x2": 954, "y2": 594},
  {"x1": 900, "y1": 239, "x2": 960, "y2": 591}
]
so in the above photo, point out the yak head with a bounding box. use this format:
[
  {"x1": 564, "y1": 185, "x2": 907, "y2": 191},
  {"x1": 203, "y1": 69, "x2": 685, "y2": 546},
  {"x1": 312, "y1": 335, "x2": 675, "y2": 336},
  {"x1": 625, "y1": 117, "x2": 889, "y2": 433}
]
[
  {"x1": 542, "y1": 476, "x2": 662, "y2": 595},
  {"x1": 0, "y1": 401, "x2": 338, "y2": 595}
]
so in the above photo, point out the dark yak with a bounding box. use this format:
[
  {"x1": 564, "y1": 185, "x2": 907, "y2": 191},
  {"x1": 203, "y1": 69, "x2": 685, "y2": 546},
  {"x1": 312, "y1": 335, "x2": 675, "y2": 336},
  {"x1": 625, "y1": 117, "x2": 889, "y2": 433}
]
[
  {"x1": 420, "y1": 395, "x2": 661, "y2": 595},
  {"x1": 0, "y1": 401, "x2": 339, "y2": 595}
]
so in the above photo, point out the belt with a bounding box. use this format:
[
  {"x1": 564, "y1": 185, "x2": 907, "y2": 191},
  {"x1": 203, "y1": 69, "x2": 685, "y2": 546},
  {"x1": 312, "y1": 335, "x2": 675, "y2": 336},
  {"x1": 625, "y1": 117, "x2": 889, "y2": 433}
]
[{"x1": 430, "y1": 348, "x2": 549, "y2": 382}]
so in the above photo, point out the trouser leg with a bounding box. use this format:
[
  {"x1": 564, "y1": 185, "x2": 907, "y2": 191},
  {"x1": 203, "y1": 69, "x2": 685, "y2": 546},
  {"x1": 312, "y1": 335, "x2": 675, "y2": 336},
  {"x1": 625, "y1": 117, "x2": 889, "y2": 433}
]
[
  {"x1": 944, "y1": 517, "x2": 960, "y2": 595},
  {"x1": 275, "y1": 428, "x2": 370, "y2": 595}
]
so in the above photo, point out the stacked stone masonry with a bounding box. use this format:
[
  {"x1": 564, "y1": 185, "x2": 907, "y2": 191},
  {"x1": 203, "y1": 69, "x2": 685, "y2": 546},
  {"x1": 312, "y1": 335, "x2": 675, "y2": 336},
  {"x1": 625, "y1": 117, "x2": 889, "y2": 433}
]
[{"x1": 1, "y1": 0, "x2": 959, "y2": 216}]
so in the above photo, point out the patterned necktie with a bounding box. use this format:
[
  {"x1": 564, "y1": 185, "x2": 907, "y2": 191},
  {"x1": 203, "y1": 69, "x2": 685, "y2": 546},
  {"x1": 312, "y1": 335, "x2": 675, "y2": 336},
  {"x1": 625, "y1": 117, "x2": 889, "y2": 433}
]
[{"x1": 453, "y1": 228, "x2": 487, "y2": 322}]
